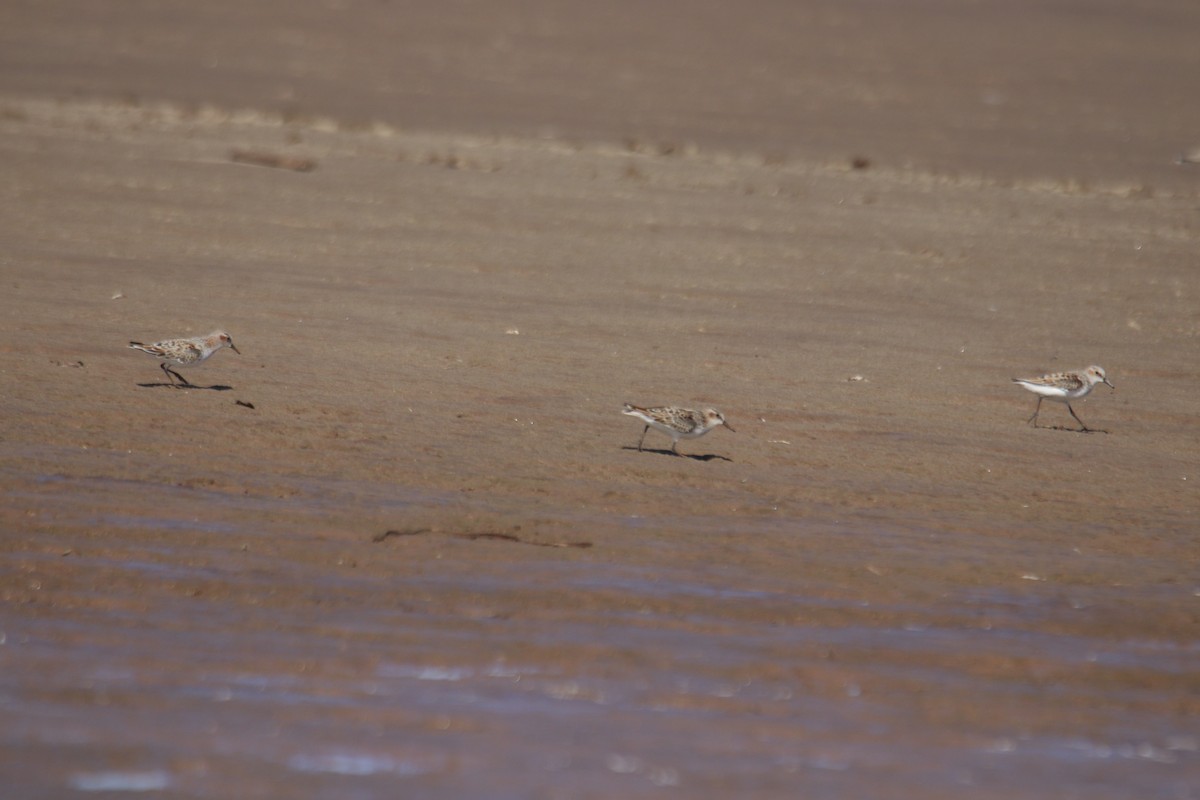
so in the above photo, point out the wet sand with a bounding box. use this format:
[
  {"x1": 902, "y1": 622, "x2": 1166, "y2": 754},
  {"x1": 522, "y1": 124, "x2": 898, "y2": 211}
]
[{"x1": 2, "y1": 2, "x2": 1199, "y2": 797}]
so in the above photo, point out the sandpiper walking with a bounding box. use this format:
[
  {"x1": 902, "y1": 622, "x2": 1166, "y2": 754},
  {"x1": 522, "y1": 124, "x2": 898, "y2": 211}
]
[
  {"x1": 129, "y1": 330, "x2": 240, "y2": 387},
  {"x1": 1012, "y1": 365, "x2": 1113, "y2": 431},
  {"x1": 621, "y1": 403, "x2": 735, "y2": 455}
]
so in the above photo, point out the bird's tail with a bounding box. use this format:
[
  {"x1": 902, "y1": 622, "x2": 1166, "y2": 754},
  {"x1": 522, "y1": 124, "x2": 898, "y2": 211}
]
[{"x1": 621, "y1": 403, "x2": 639, "y2": 415}]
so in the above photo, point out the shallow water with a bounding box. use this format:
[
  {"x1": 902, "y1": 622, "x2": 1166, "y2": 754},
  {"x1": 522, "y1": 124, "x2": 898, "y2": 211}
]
[{"x1": 2, "y1": 470, "x2": 1196, "y2": 799}]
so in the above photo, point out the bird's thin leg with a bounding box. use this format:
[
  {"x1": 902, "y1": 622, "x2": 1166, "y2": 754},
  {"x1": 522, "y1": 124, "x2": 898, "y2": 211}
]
[
  {"x1": 165, "y1": 365, "x2": 191, "y2": 387},
  {"x1": 670, "y1": 440, "x2": 680, "y2": 456},
  {"x1": 160, "y1": 363, "x2": 179, "y2": 387},
  {"x1": 637, "y1": 425, "x2": 648, "y2": 452},
  {"x1": 1026, "y1": 398, "x2": 1042, "y2": 427},
  {"x1": 1066, "y1": 403, "x2": 1090, "y2": 432}
]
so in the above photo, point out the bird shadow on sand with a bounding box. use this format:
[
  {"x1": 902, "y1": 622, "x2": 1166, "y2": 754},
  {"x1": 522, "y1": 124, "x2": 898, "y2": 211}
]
[
  {"x1": 621, "y1": 446, "x2": 732, "y2": 462},
  {"x1": 1036, "y1": 425, "x2": 1109, "y2": 434},
  {"x1": 137, "y1": 381, "x2": 233, "y2": 391}
]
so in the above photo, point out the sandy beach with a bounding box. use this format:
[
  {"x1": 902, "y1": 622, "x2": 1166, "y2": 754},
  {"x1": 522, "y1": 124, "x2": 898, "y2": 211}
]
[{"x1": 2, "y1": 1, "x2": 1198, "y2": 796}]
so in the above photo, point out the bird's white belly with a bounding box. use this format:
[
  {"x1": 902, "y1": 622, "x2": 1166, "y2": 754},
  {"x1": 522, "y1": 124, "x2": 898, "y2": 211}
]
[
  {"x1": 1017, "y1": 382, "x2": 1070, "y2": 400},
  {"x1": 172, "y1": 351, "x2": 212, "y2": 367},
  {"x1": 646, "y1": 420, "x2": 697, "y2": 438}
]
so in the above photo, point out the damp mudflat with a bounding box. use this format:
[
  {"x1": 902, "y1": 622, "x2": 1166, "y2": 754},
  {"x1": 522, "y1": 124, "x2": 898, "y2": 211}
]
[{"x1": 2, "y1": 0, "x2": 1199, "y2": 796}]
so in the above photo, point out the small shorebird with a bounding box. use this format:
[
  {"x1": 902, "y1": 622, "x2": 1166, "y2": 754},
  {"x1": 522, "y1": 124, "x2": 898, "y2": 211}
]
[
  {"x1": 1012, "y1": 365, "x2": 1113, "y2": 431},
  {"x1": 621, "y1": 403, "x2": 735, "y2": 455},
  {"x1": 129, "y1": 330, "x2": 240, "y2": 387}
]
